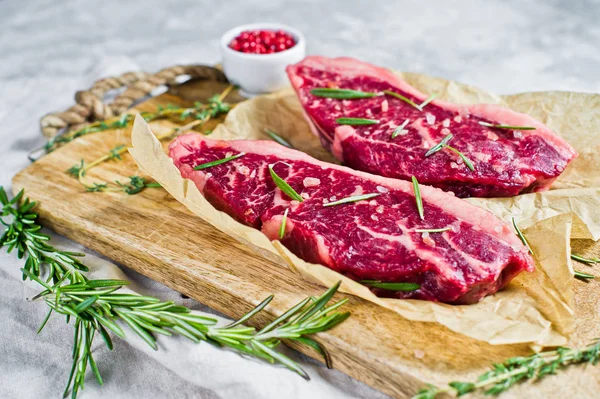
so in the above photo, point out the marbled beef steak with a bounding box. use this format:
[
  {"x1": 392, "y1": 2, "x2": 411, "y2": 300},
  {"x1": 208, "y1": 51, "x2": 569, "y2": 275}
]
[
  {"x1": 287, "y1": 56, "x2": 577, "y2": 198},
  {"x1": 170, "y1": 134, "x2": 534, "y2": 304}
]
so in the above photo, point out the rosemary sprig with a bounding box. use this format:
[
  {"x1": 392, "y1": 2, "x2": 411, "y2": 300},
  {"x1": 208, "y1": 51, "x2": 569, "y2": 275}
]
[
  {"x1": 44, "y1": 86, "x2": 234, "y2": 154},
  {"x1": 265, "y1": 128, "x2": 294, "y2": 149},
  {"x1": 425, "y1": 133, "x2": 454, "y2": 157},
  {"x1": 446, "y1": 145, "x2": 475, "y2": 171},
  {"x1": 1, "y1": 187, "x2": 350, "y2": 398},
  {"x1": 391, "y1": 119, "x2": 410, "y2": 139},
  {"x1": 424, "y1": 134, "x2": 474, "y2": 171},
  {"x1": 411, "y1": 176, "x2": 424, "y2": 220},
  {"x1": 512, "y1": 218, "x2": 533, "y2": 255},
  {"x1": 279, "y1": 208, "x2": 289, "y2": 240},
  {"x1": 415, "y1": 227, "x2": 451, "y2": 233},
  {"x1": 323, "y1": 193, "x2": 380, "y2": 207},
  {"x1": 194, "y1": 152, "x2": 246, "y2": 170},
  {"x1": 478, "y1": 121, "x2": 536, "y2": 131},
  {"x1": 382, "y1": 90, "x2": 421, "y2": 110},
  {"x1": 269, "y1": 165, "x2": 304, "y2": 202},
  {"x1": 0, "y1": 188, "x2": 88, "y2": 284},
  {"x1": 310, "y1": 88, "x2": 380, "y2": 99},
  {"x1": 571, "y1": 253, "x2": 600, "y2": 265},
  {"x1": 336, "y1": 117, "x2": 380, "y2": 126},
  {"x1": 574, "y1": 270, "x2": 595, "y2": 281},
  {"x1": 413, "y1": 339, "x2": 600, "y2": 398},
  {"x1": 419, "y1": 93, "x2": 437, "y2": 109},
  {"x1": 360, "y1": 280, "x2": 420, "y2": 292}
]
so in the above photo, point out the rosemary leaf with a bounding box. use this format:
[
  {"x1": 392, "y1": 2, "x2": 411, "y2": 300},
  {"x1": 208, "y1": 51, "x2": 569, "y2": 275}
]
[
  {"x1": 446, "y1": 146, "x2": 475, "y2": 171},
  {"x1": 574, "y1": 270, "x2": 595, "y2": 280},
  {"x1": 478, "y1": 121, "x2": 536, "y2": 130},
  {"x1": 571, "y1": 253, "x2": 600, "y2": 265},
  {"x1": 419, "y1": 93, "x2": 437, "y2": 109},
  {"x1": 336, "y1": 117, "x2": 380, "y2": 126},
  {"x1": 391, "y1": 119, "x2": 410, "y2": 139},
  {"x1": 411, "y1": 176, "x2": 424, "y2": 220},
  {"x1": 279, "y1": 208, "x2": 289, "y2": 240},
  {"x1": 425, "y1": 133, "x2": 454, "y2": 157},
  {"x1": 512, "y1": 218, "x2": 533, "y2": 255},
  {"x1": 415, "y1": 227, "x2": 451, "y2": 233},
  {"x1": 323, "y1": 193, "x2": 380, "y2": 207},
  {"x1": 360, "y1": 280, "x2": 421, "y2": 292},
  {"x1": 194, "y1": 152, "x2": 246, "y2": 170},
  {"x1": 265, "y1": 128, "x2": 294, "y2": 149},
  {"x1": 382, "y1": 90, "x2": 421, "y2": 110},
  {"x1": 269, "y1": 165, "x2": 304, "y2": 202},
  {"x1": 310, "y1": 88, "x2": 380, "y2": 99}
]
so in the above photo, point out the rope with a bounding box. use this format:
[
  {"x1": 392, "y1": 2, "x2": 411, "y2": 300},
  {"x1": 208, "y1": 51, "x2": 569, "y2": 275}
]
[{"x1": 40, "y1": 65, "x2": 227, "y2": 138}]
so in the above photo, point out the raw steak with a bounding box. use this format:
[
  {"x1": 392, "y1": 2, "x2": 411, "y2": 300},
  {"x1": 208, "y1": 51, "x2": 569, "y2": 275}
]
[
  {"x1": 169, "y1": 134, "x2": 534, "y2": 304},
  {"x1": 287, "y1": 56, "x2": 577, "y2": 198}
]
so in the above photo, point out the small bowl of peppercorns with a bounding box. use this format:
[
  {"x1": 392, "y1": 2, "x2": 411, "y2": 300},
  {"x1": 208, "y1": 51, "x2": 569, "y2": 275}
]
[{"x1": 220, "y1": 23, "x2": 306, "y2": 97}]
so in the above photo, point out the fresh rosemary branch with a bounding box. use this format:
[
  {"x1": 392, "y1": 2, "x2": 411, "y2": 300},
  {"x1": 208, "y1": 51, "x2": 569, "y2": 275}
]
[
  {"x1": 412, "y1": 339, "x2": 600, "y2": 398},
  {"x1": 336, "y1": 117, "x2": 380, "y2": 126},
  {"x1": 360, "y1": 280, "x2": 420, "y2": 292},
  {"x1": 45, "y1": 86, "x2": 234, "y2": 154},
  {"x1": 1, "y1": 186, "x2": 350, "y2": 398},
  {"x1": 62, "y1": 85, "x2": 235, "y2": 194},
  {"x1": 269, "y1": 165, "x2": 304, "y2": 202},
  {"x1": 412, "y1": 176, "x2": 424, "y2": 220},
  {"x1": 0, "y1": 187, "x2": 88, "y2": 284},
  {"x1": 323, "y1": 193, "x2": 380, "y2": 207}
]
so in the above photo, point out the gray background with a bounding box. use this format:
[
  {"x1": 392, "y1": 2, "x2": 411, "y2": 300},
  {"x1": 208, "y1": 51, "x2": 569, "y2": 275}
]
[{"x1": 1, "y1": 0, "x2": 598, "y2": 398}]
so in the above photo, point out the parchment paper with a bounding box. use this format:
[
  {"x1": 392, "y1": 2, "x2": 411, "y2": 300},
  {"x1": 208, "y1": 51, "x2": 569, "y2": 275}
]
[{"x1": 129, "y1": 72, "x2": 600, "y2": 348}]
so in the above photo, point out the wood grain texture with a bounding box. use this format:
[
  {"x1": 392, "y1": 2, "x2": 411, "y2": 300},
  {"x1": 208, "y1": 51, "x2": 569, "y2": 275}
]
[{"x1": 12, "y1": 79, "x2": 600, "y2": 398}]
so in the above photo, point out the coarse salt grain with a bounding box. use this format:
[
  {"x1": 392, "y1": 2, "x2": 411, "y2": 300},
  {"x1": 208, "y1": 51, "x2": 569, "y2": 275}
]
[
  {"x1": 454, "y1": 115, "x2": 463, "y2": 123},
  {"x1": 487, "y1": 131, "x2": 499, "y2": 141},
  {"x1": 376, "y1": 205, "x2": 384, "y2": 214},
  {"x1": 371, "y1": 214, "x2": 379, "y2": 221},
  {"x1": 329, "y1": 196, "x2": 337, "y2": 201},
  {"x1": 425, "y1": 113, "x2": 436, "y2": 125},
  {"x1": 303, "y1": 177, "x2": 321, "y2": 187},
  {"x1": 441, "y1": 128, "x2": 451, "y2": 136},
  {"x1": 513, "y1": 131, "x2": 523, "y2": 139},
  {"x1": 414, "y1": 350, "x2": 425, "y2": 359},
  {"x1": 422, "y1": 233, "x2": 436, "y2": 247},
  {"x1": 442, "y1": 118, "x2": 450, "y2": 127},
  {"x1": 376, "y1": 185, "x2": 389, "y2": 193},
  {"x1": 301, "y1": 192, "x2": 310, "y2": 200},
  {"x1": 381, "y1": 99, "x2": 389, "y2": 112},
  {"x1": 369, "y1": 200, "x2": 378, "y2": 206},
  {"x1": 450, "y1": 162, "x2": 459, "y2": 169}
]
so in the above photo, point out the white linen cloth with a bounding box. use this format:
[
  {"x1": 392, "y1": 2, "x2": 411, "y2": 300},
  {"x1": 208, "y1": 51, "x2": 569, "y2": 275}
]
[{"x1": 0, "y1": 0, "x2": 597, "y2": 398}]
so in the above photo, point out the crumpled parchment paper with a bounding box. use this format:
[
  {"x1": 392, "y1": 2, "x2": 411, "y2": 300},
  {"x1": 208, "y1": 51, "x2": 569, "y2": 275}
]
[{"x1": 129, "y1": 71, "x2": 600, "y2": 348}]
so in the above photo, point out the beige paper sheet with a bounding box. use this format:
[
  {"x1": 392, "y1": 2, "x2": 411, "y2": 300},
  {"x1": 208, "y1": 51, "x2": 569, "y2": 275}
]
[{"x1": 129, "y1": 72, "x2": 600, "y2": 348}]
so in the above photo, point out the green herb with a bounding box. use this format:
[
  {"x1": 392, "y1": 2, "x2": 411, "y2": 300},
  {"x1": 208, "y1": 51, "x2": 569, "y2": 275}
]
[
  {"x1": 419, "y1": 93, "x2": 437, "y2": 109},
  {"x1": 415, "y1": 227, "x2": 451, "y2": 233},
  {"x1": 323, "y1": 193, "x2": 380, "y2": 207},
  {"x1": 310, "y1": 88, "x2": 380, "y2": 99},
  {"x1": 115, "y1": 176, "x2": 160, "y2": 195},
  {"x1": 336, "y1": 117, "x2": 380, "y2": 126},
  {"x1": 194, "y1": 152, "x2": 246, "y2": 170},
  {"x1": 1, "y1": 187, "x2": 350, "y2": 399},
  {"x1": 412, "y1": 176, "x2": 424, "y2": 220},
  {"x1": 360, "y1": 280, "x2": 420, "y2": 292},
  {"x1": 382, "y1": 90, "x2": 421, "y2": 110},
  {"x1": 424, "y1": 133, "x2": 475, "y2": 171},
  {"x1": 0, "y1": 188, "x2": 88, "y2": 284},
  {"x1": 413, "y1": 339, "x2": 600, "y2": 398},
  {"x1": 446, "y1": 145, "x2": 475, "y2": 171},
  {"x1": 571, "y1": 253, "x2": 600, "y2": 265},
  {"x1": 269, "y1": 165, "x2": 304, "y2": 202},
  {"x1": 265, "y1": 128, "x2": 294, "y2": 149},
  {"x1": 279, "y1": 208, "x2": 289, "y2": 240},
  {"x1": 391, "y1": 119, "x2": 410, "y2": 139},
  {"x1": 478, "y1": 121, "x2": 536, "y2": 130},
  {"x1": 425, "y1": 133, "x2": 454, "y2": 157},
  {"x1": 512, "y1": 218, "x2": 533, "y2": 255},
  {"x1": 574, "y1": 270, "x2": 595, "y2": 281},
  {"x1": 67, "y1": 160, "x2": 86, "y2": 178},
  {"x1": 108, "y1": 145, "x2": 126, "y2": 160}
]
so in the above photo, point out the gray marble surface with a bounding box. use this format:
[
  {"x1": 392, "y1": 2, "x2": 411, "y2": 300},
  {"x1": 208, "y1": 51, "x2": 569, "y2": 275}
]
[{"x1": 1, "y1": 0, "x2": 599, "y2": 398}]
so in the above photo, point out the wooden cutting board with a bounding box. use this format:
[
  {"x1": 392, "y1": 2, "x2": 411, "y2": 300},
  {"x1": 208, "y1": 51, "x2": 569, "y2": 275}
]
[{"x1": 12, "y1": 78, "x2": 600, "y2": 399}]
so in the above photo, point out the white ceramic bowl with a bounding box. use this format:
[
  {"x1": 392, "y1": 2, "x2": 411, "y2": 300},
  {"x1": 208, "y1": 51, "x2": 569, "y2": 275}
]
[{"x1": 220, "y1": 23, "x2": 306, "y2": 97}]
